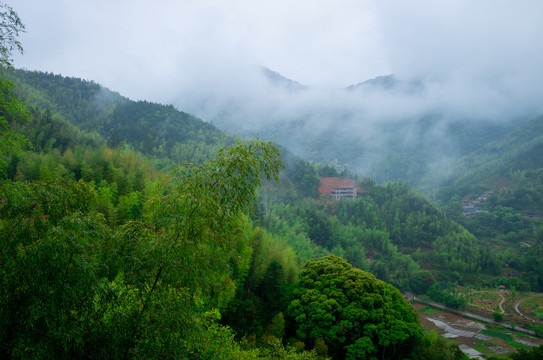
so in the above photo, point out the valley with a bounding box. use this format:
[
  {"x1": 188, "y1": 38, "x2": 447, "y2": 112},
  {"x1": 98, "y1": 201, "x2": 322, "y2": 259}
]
[
  {"x1": 3, "y1": 68, "x2": 543, "y2": 359},
  {"x1": 3, "y1": 1, "x2": 543, "y2": 358}
]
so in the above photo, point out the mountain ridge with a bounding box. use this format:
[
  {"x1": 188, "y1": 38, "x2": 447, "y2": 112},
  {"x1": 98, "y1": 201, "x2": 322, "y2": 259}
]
[{"x1": 197, "y1": 68, "x2": 529, "y2": 190}]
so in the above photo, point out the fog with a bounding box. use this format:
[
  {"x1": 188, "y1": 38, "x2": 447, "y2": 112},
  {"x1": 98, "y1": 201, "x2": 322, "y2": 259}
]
[
  {"x1": 171, "y1": 66, "x2": 542, "y2": 182},
  {"x1": 12, "y1": 0, "x2": 543, "y2": 182}
]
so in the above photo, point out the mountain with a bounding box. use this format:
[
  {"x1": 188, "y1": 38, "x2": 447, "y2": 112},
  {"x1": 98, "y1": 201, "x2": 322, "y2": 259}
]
[
  {"x1": 438, "y1": 113, "x2": 543, "y2": 209},
  {"x1": 9, "y1": 69, "x2": 236, "y2": 166},
  {"x1": 346, "y1": 74, "x2": 423, "y2": 95},
  {"x1": 8, "y1": 69, "x2": 543, "y2": 294},
  {"x1": 192, "y1": 70, "x2": 523, "y2": 191},
  {"x1": 4, "y1": 64, "x2": 543, "y2": 359},
  {"x1": 261, "y1": 67, "x2": 307, "y2": 91}
]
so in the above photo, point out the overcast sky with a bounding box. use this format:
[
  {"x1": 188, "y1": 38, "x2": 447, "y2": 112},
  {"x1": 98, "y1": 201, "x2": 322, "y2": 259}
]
[{"x1": 11, "y1": 0, "x2": 543, "y2": 106}]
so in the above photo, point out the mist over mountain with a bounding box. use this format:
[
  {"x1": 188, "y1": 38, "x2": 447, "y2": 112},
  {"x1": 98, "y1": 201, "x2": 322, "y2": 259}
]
[
  {"x1": 261, "y1": 67, "x2": 307, "y2": 92},
  {"x1": 14, "y1": 0, "x2": 543, "y2": 191},
  {"x1": 173, "y1": 67, "x2": 538, "y2": 189}
]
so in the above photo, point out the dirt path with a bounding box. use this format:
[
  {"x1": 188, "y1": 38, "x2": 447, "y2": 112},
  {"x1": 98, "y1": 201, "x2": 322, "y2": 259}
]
[
  {"x1": 496, "y1": 291, "x2": 506, "y2": 314},
  {"x1": 469, "y1": 290, "x2": 504, "y2": 313},
  {"x1": 469, "y1": 292, "x2": 505, "y2": 313}
]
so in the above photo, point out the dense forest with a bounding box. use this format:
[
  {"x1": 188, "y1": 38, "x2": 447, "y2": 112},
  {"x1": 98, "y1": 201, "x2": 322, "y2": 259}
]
[
  {"x1": 0, "y1": 84, "x2": 463, "y2": 358},
  {"x1": 2, "y1": 3, "x2": 543, "y2": 359}
]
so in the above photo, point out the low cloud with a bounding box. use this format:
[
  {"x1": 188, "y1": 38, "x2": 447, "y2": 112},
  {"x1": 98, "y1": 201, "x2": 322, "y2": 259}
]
[
  {"x1": 171, "y1": 66, "x2": 543, "y2": 182},
  {"x1": 12, "y1": 0, "x2": 543, "y2": 181}
]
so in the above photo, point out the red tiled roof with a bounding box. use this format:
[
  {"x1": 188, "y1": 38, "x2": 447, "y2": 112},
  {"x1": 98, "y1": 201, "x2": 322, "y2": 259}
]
[{"x1": 318, "y1": 177, "x2": 357, "y2": 196}]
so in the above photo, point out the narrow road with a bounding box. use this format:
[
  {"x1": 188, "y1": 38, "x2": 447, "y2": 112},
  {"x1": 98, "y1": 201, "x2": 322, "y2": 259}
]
[{"x1": 515, "y1": 295, "x2": 538, "y2": 322}]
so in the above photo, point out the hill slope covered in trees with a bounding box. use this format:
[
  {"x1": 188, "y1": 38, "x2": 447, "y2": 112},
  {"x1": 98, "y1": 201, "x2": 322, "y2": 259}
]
[
  {"x1": 8, "y1": 69, "x2": 543, "y2": 293},
  {"x1": 4, "y1": 66, "x2": 543, "y2": 358},
  {"x1": 9, "y1": 69, "x2": 236, "y2": 168},
  {"x1": 2, "y1": 67, "x2": 476, "y2": 359},
  {"x1": 3, "y1": 2, "x2": 543, "y2": 357}
]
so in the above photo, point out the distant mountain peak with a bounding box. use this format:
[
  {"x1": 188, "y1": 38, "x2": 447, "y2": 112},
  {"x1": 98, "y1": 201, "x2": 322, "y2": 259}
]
[
  {"x1": 261, "y1": 67, "x2": 307, "y2": 91},
  {"x1": 347, "y1": 74, "x2": 423, "y2": 95},
  {"x1": 347, "y1": 74, "x2": 398, "y2": 90}
]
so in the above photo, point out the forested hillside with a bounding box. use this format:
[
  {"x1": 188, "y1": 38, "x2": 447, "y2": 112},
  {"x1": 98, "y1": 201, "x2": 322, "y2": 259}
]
[
  {"x1": 438, "y1": 113, "x2": 543, "y2": 209},
  {"x1": 2, "y1": 5, "x2": 542, "y2": 354},
  {"x1": 7, "y1": 68, "x2": 543, "y2": 290},
  {"x1": 9, "y1": 69, "x2": 236, "y2": 168},
  {"x1": 258, "y1": 180, "x2": 508, "y2": 292},
  {"x1": 0, "y1": 64, "x2": 473, "y2": 358},
  {"x1": 435, "y1": 114, "x2": 543, "y2": 291}
]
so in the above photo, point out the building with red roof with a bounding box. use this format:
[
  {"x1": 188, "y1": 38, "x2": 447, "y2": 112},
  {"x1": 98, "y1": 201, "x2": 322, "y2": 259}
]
[{"x1": 318, "y1": 177, "x2": 358, "y2": 200}]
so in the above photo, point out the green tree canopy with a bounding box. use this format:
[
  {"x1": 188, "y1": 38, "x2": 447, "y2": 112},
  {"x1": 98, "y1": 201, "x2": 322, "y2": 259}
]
[
  {"x1": 287, "y1": 255, "x2": 423, "y2": 360},
  {"x1": 0, "y1": 140, "x2": 287, "y2": 359}
]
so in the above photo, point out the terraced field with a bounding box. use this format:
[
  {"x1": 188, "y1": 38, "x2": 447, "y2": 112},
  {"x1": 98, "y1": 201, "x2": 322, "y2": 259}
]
[{"x1": 415, "y1": 300, "x2": 543, "y2": 359}]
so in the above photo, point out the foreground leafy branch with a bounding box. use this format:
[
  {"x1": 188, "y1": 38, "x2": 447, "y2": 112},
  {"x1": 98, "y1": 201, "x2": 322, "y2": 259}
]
[
  {"x1": 0, "y1": 140, "x2": 285, "y2": 359},
  {"x1": 121, "y1": 139, "x2": 284, "y2": 357}
]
